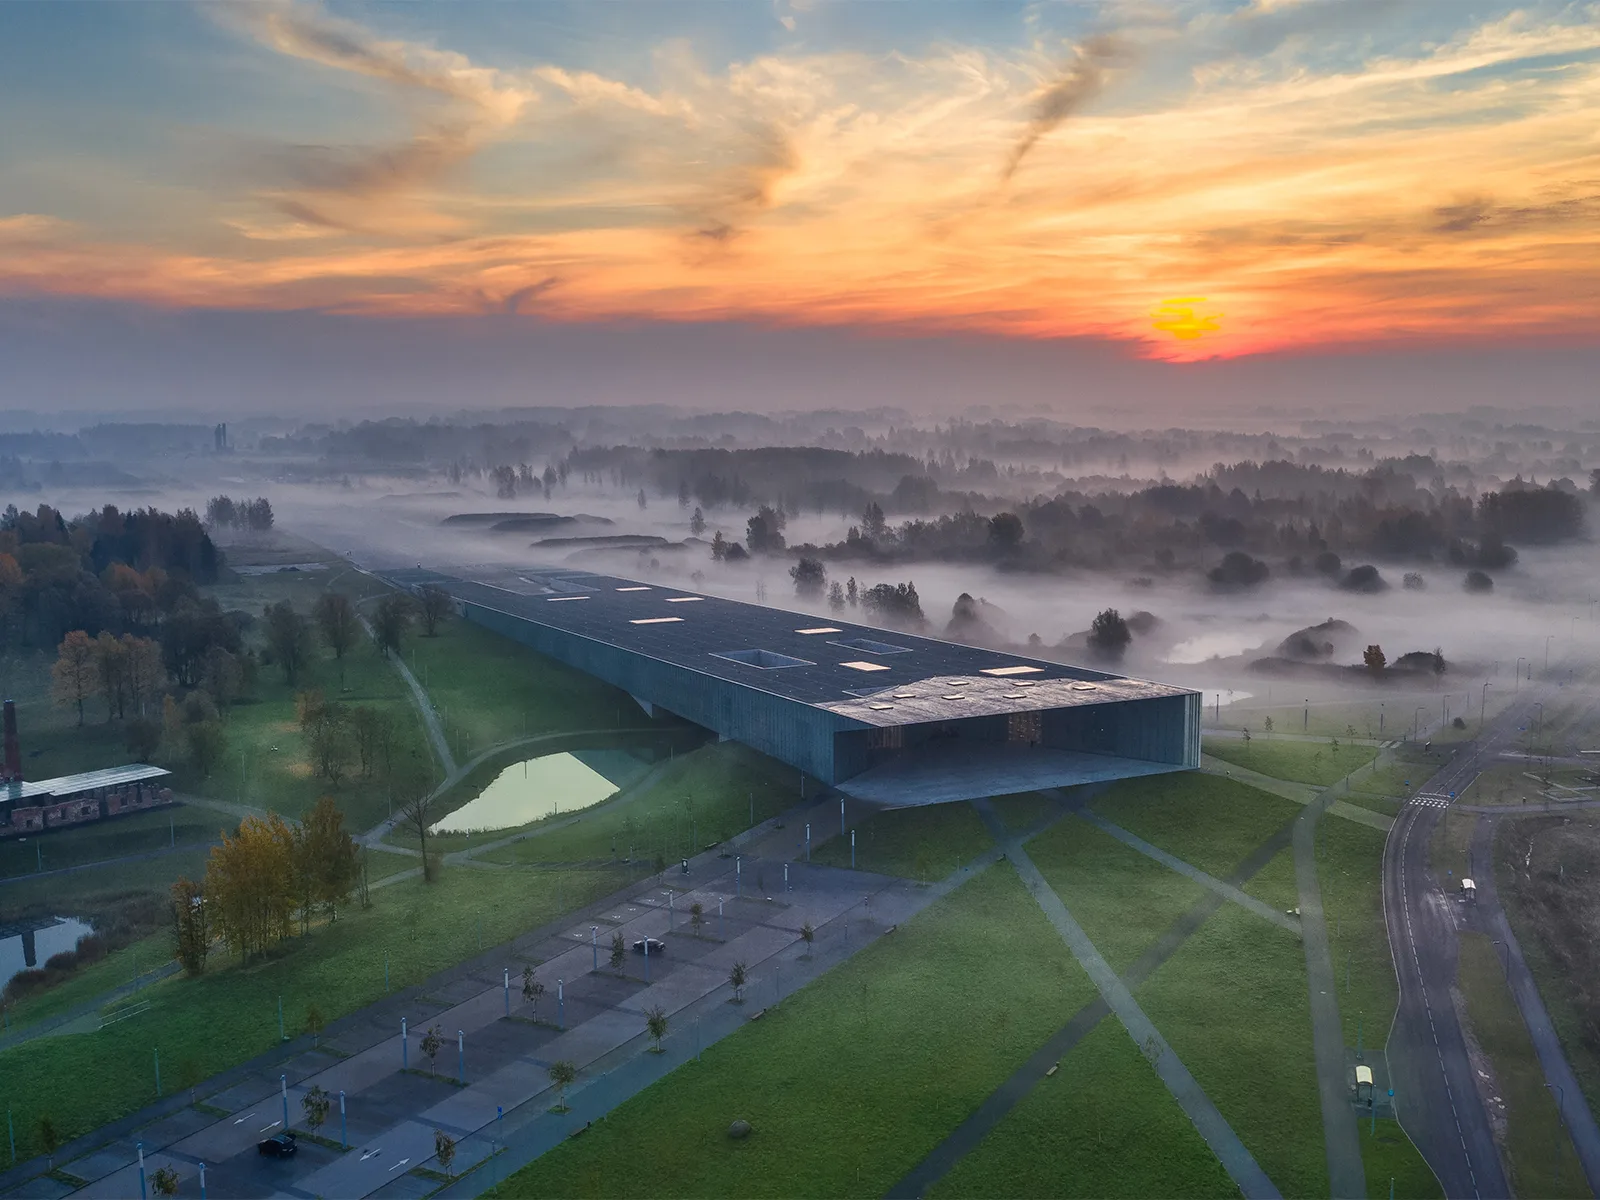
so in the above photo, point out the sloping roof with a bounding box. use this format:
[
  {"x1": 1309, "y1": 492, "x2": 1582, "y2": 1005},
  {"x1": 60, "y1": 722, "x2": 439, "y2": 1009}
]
[{"x1": 2, "y1": 764, "x2": 170, "y2": 803}]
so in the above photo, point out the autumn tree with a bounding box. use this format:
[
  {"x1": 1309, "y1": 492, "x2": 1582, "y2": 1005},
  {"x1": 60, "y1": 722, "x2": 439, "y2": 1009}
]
[
  {"x1": 93, "y1": 631, "x2": 129, "y2": 720},
  {"x1": 122, "y1": 633, "x2": 166, "y2": 717},
  {"x1": 201, "y1": 644, "x2": 243, "y2": 715},
  {"x1": 171, "y1": 877, "x2": 209, "y2": 975},
  {"x1": 1363, "y1": 644, "x2": 1387, "y2": 677},
  {"x1": 302, "y1": 1084, "x2": 331, "y2": 1133},
  {"x1": 372, "y1": 593, "x2": 413, "y2": 658},
  {"x1": 187, "y1": 720, "x2": 226, "y2": 777},
  {"x1": 204, "y1": 813, "x2": 296, "y2": 961},
  {"x1": 263, "y1": 601, "x2": 313, "y2": 685},
  {"x1": 125, "y1": 715, "x2": 162, "y2": 761},
  {"x1": 729, "y1": 960, "x2": 748, "y2": 1002},
  {"x1": 522, "y1": 964, "x2": 545, "y2": 1018},
  {"x1": 349, "y1": 706, "x2": 391, "y2": 778},
  {"x1": 313, "y1": 592, "x2": 361, "y2": 686},
  {"x1": 296, "y1": 795, "x2": 359, "y2": 924},
  {"x1": 434, "y1": 1128, "x2": 457, "y2": 1179},
  {"x1": 610, "y1": 931, "x2": 626, "y2": 972},
  {"x1": 52, "y1": 629, "x2": 96, "y2": 725},
  {"x1": 420, "y1": 1024, "x2": 443, "y2": 1071},
  {"x1": 417, "y1": 584, "x2": 452, "y2": 637}
]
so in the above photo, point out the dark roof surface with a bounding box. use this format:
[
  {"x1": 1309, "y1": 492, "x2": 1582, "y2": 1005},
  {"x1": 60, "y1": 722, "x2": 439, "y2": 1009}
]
[{"x1": 386, "y1": 566, "x2": 1195, "y2": 726}]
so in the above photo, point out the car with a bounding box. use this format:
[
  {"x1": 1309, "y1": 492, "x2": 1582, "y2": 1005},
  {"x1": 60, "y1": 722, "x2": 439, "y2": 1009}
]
[
  {"x1": 631, "y1": 937, "x2": 666, "y2": 956},
  {"x1": 257, "y1": 1132, "x2": 298, "y2": 1158}
]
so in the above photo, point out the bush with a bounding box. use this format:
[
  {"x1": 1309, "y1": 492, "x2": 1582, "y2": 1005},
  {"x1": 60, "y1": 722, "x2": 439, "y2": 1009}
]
[
  {"x1": 43, "y1": 951, "x2": 77, "y2": 972},
  {"x1": 1207, "y1": 551, "x2": 1269, "y2": 590},
  {"x1": 1339, "y1": 564, "x2": 1387, "y2": 593},
  {"x1": 1464, "y1": 569, "x2": 1493, "y2": 593}
]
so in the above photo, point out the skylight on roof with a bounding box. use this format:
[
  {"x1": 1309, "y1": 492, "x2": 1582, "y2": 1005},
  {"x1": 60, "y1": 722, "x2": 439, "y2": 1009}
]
[
  {"x1": 942, "y1": 693, "x2": 967, "y2": 700},
  {"x1": 829, "y1": 637, "x2": 911, "y2": 655},
  {"x1": 664, "y1": 596, "x2": 703, "y2": 603},
  {"x1": 630, "y1": 617, "x2": 684, "y2": 625},
  {"x1": 616, "y1": 586, "x2": 651, "y2": 592},
  {"x1": 980, "y1": 665, "x2": 1045, "y2": 677},
  {"x1": 840, "y1": 661, "x2": 891, "y2": 672},
  {"x1": 868, "y1": 703, "x2": 895, "y2": 710},
  {"x1": 796, "y1": 626, "x2": 843, "y2": 635},
  {"x1": 891, "y1": 692, "x2": 919, "y2": 699},
  {"x1": 713, "y1": 649, "x2": 814, "y2": 669},
  {"x1": 545, "y1": 595, "x2": 589, "y2": 602},
  {"x1": 1071, "y1": 682, "x2": 1098, "y2": 691}
]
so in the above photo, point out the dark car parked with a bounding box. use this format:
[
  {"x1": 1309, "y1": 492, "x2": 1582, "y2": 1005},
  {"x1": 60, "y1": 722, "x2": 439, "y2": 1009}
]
[
  {"x1": 258, "y1": 1132, "x2": 298, "y2": 1158},
  {"x1": 632, "y1": 937, "x2": 666, "y2": 955}
]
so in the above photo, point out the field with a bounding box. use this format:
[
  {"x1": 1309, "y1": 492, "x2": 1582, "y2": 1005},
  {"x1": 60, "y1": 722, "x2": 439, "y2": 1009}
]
[
  {"x1": 927, "y1": 1018, "x2": 1240, "y2": 1199},
  {"x1": 0, "y1": 805, "x2": 220, "y2": 880},
  {"x1": 1456, "y1": 932, "x2": 1589, "y2": 1198},
  {"x1": 0, "y1": 860, "x2": 636, "y2": 1163},
  {"x1": 1204, "y1": 736, "x2": 1381, "y2": 787},
  {"x1": 499, "y1": 864, "x2": 1096, "y2": 1198},
  {"x1": 811, "y1": 799, "x2": 993, "y2": 881},
  {"x1": 1090, "y1": 772, "x2": 1299, "y2": 880}
]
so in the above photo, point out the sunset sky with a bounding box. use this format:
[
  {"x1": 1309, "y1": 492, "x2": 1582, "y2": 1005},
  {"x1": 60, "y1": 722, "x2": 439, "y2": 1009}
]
[{"x1": 2, "y1": 0, "x2": 1598, "y2": 405}]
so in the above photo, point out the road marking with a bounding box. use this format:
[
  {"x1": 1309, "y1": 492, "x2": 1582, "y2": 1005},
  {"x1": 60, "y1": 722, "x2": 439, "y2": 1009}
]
[
  {"x1": 233, "y1": 1112, "x2": 256, "y2": 1125},
  {"x1": 360, "y1": 1148, "x2": 382, "y2": 1161},
  {"x1": 387, "y1": 1157, "x2": 411, "y2": 1172},
  {"x1": 260, "y1": 1121, "x2": 281, "y2": 1132}
]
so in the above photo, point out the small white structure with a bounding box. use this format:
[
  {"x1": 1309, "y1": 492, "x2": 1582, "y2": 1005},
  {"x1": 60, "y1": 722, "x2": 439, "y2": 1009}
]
[
  {"x1": 1356, "y1": 1064, "x2": 1375, "y2": 1103},
  {"x1": 1461, "y1": 878, "x2": 1477, "y2": 902}
]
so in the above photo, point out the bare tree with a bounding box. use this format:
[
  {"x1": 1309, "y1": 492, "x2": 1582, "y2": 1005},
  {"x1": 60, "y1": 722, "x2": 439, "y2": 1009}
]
[
  {"x1": 522, "y1": 964, "x2": 545, "y2": 1018},
  {"x1": 399, "y1": 794, "x2": 438, "y2": 882},
  {"x1": 417, "y1": 585, "x2": 453, "y2": 637},
  {"x1": 314, "y1": 592, "x2": 361, "y2": 687}
]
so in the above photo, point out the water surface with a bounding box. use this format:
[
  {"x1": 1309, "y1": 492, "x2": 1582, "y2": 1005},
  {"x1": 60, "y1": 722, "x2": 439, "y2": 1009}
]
[
  {"x1": 432, "y1": 752, "x2": 621, "y2": 834},
  {"x1": 0, "y1": 915, "x2": 93, "y2": 992}
]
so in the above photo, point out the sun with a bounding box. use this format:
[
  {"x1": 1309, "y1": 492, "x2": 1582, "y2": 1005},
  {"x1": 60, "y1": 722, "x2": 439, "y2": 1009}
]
[{"x1": 1151, "y1": 297, "x2": 1223, "y2": 341}]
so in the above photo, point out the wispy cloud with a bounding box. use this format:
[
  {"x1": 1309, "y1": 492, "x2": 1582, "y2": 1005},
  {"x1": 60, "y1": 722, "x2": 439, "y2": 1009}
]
[{"x1": 1002, "y1": 34, "x2": 1130, "y2": 181}]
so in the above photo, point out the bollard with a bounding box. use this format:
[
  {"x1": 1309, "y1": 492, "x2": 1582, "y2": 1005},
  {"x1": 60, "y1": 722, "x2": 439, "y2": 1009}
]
[
  {"x1": 805, "y1": 823, "x2": 811, "y2": 862},
  {"x1": 199, "y1": 1162, "x2": 206, "y2": 1200},
  {"x1": 784, "y1": 863, "x2": 789, "y2": 892},
  {"x1": 280, "y1": 1074, "x2": 289, "y2": 1131},
  {"x1": 851, "y1": 828, "x2": 856, "y2": 869},
  {"x1": 340, "y1": 1090, "x2": 347, "y2": 1149},
  {"x1": 558, "y1": 979, "x2": 565, "y2": 1030},
  {"x1": 592, "y1": 926, "x2": 599, "y2": 971},
  {"x1": 840, "y1": 796, "x2": 845, "y2": 836},
  {"x1": 458, "y1": 1029, "x2": 465, "y2": 1084},
  {"x1": 402, "y1": 1017, "x2": 408, "y2": 1069},
  {"x1": 736, "y1": 856, "x2": 741, "y2": 898},
  {"x1": 504, "y1": 968, "x2": 510, "y2": 1016},
  {"x1": 138, "y1": 1142, "x2": 147, "y2": 1200}
]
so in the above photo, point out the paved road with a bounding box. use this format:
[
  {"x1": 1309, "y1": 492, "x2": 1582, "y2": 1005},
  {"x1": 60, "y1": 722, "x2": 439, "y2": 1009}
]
[{"x1": 1383, "y1": 703, "x2": 1532, "y2": 1199}]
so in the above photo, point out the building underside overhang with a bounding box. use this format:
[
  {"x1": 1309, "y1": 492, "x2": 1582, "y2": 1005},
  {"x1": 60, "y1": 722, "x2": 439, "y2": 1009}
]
[{"x1": 835, "y1": 742, "x2": 1187, "y2": 808}]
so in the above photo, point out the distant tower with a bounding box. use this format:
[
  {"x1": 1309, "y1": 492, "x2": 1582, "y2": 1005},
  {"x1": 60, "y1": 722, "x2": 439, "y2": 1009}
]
[
  {"x1": 2, "y1": 699, "x2": 21, "y2": 784},
  {"x1": 214, "y1": 422, "x2": 228, "y2": 452}
]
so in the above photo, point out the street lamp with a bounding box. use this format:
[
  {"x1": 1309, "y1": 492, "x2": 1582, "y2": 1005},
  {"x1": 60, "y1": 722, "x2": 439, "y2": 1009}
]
[
  {"x1": 1545, "y1": 635, "x2": 1554, "y2": 673},
  {"x1": 1414, "y1": 707, "x2": 1426, "y2": 739},
  {"x1": 1516, "y1": 657, "x2": 1526, "y2": 690},
  {"x1": 1481, "y1": 682, "x2": 1490, "y2": 731}
]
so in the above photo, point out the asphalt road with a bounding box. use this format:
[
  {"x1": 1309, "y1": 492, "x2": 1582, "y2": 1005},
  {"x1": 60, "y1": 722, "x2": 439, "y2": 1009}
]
[{"x1": 1382, "y1": 699, "x2": 1543, "y2": 1200}]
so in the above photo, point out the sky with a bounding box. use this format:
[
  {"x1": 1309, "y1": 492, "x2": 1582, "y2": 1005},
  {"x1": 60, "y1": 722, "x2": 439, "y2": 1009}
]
[{"x1": 2, "y1": 0, "x2": 1598, "y2": 415}]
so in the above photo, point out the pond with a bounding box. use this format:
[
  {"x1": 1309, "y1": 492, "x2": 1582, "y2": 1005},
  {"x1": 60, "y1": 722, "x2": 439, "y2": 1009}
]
[
  {"x1": 0, "y1": 915, "x2": 93, "y2": 993},
  {"x1": 431, "y1": 751, "x2": 625, "y2": 834}
]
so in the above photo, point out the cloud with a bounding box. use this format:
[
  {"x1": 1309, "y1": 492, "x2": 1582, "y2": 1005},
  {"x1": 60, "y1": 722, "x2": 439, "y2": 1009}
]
[{"x1": 1002, "y1": 35, "x2": 1130, "y2": 181}]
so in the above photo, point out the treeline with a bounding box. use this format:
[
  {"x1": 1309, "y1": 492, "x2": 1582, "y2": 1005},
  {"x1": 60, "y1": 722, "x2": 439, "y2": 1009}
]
[
  {"x1": 203, "y1": 496, "x2": 274, "y2": 532},
  {"x1": 0, "y1": 503, "x2": 224, "y2": 652}
]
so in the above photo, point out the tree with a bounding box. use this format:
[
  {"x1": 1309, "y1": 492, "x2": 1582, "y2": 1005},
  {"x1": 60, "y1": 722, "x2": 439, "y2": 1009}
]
[
  {"x1": 171, "y1": 877, "x2": 209, "y2": 976},
  {"x1": 549, "y1": 1060, "x2": 577, "y2": 1111},
  {"x1": 861, "y1": 501, "x2": 887, "y2": 539},
  {"x1": 746, "y1": 505, "x2": 786, "y2": 554},
  {"x1": 1363, "y1": 644, "x2": 1387, "y2": 677},
  {"x1": 93, "y1": 630, "x2": 130, "y2": 720},
  {"x1": 522, "y1": 964, "x2": 546, "y2": 1018},
  {"x1": 201, "y1": 644, "x2": 242, "y2": 715},
  {"x1": 1464, "y1": 569, "x2": 1493, "y2": 593},
  {"x1": 710, "y1": 530, "x2": 728, "y2": 561},
  {"x1": 1087, "y1": 608, "x2": 1132, "y2": 661},
  {"x1": 729, "y1": 961, "x2": 748, "y2": 1002},
  {"x1": 1264, "y1": 716, "x2": 1274, "y2": 736},
  {"x1": 789, "y1": 556, "x2": 826, "y2": 598},
  {"x1": 123, "y1": 633, "x2": 166, "y2": 716},
  {"x1": 610, "y1": 931, "x2": 626, "y2": 972},
  {"x1": 52, "y1": 629, "x2": 96, "y2": 725},
  {"x1": 204, "y1": 812, "x2": 296, "y2": 961},
  {"x1": 263, "y1": 601, "x2": 313, "y2": 685},
  {"x1": 348, "y1": 705, "x2": 390, "y2": 778},
  {"x1": 399, "y1": 793, "x2": 438, "y2": 882},
  {"x1": 151, "y1": 1167, "x2": 180, "y2": 1198},
  {"x1": 434, "y1": 1128, "x2": 457, "y2": 1179},
  {"x1": 372, "y1": 593, "x2": 414, "y2": 657},
  {"x1": 305, "y1": 703, "x2": 353, "y2": 785},
  {"x1": 645, "y1": 1004, "x2": 668, "y2": 1052},
  {"x1": 861, "y1": 581, "x2": 923, "y2": 627},
  {"x1": 827, "y1": 581, "x2": 845, "y2": 611},
  {"x1": 302, "y1": 1084, "x2": 331, "y2": 1132},
  {"x1": 187, "y1": 720, "x2": 226, "y2": 777},
  {"x1": 420, "y1": 1024, "x2": 443, "y2": 1072},
  {"x1": 417, "y1": 584, "x2": 452, "y2": 637},
  {"x1": 313, "y1": 592, "x2": 360, "y2": 685},
  {"x1": 126, "y1": 715, "x2": 162, "y2": 761},
  {"x1": 1208, "y1": 551, "x2": 1269, "y2": 589},
  {"x1": 800, "y1": 922, "x2": 815, "y2": 957},
  {"x1": 846, "y1": 577, "x2": 859, "y2": 607},
  {"x1": 988, "y1": 512, "x2": 1023, "y2": 551},
  {"x1": 690, "y1": 901, "x2": 705, "y2": 937},
  {"x1": 690, "y1": 506, "x2": 706, "y2": 536},
  {"x1": 37, "y1": 1115, "x2": 58, "y2": 1170},
  {"x1": 298, "y1": 795, "x2": 359, "y2": 921}
]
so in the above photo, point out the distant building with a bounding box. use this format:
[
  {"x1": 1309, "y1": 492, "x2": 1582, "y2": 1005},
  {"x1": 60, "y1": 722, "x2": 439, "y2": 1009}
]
[{"x1": 386, "y1": 566, "x2": 1199, "y2": 807}]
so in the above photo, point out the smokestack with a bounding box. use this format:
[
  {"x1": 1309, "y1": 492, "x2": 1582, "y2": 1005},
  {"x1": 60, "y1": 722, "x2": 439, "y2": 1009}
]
[{"x1": 3, "y1": 699, "x2": 21, "y2": 783}]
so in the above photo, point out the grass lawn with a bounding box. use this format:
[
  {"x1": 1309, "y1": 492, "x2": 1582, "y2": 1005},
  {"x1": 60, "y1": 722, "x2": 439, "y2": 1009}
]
[
  {"x1": 1214, "y1": 700, "x2": 1408, "y2": 742},
  {"x1": 2, "y1": 928, "x2": 174, "y2": 1032},
  {"x1": 1318, "y1": 820, "x2": 1399, "y2": 1057},
  {"x1": 813, "y1": 801, "x2": 994, "y2": 881},
  {"x1": 500, "y1": 864, "x2": 1095, "y2": 1198},
  {"x1": 0, "y1": 861, "x2": 635, "y2": 1163},
  {"x1": 402, "y1": 617, "x2": 631, "y2": 761},
  {"x1": 1360, "y1": 1118, "x2": 1444, "y2": 1199},
  {"x1": 1457, "y1": 932, "x2": 1589, "y2": 1199},
  {"x1": 0, "y1": 807, "x2": 220, "y2": 880},
  {"x1": 479, "y1": 741, "x2": 805, "y2": 868},
  {"x1": 1428, "y1": 810, "x2": 1477, "y2": 882},
  {"x1": 0, "y1": 649, "x2": 140, "y2": 781},
  {"x1": 1242, "y1": 846, "x2": 1300, "y2": 916},
  {"x1": 1028, "y1": 816, "x2": 1208, "y2": 976},
  {"x1": 1204, "y1": 736, "x2": 1380, "y2": 786},
  {"x1": 929, "y1": 1017, "x2": 1237, "y2": 1199},
  {"x1": 1137, "y1": 903, "x2": 1326, "y2": 1198},
  {"x1": 0, "y1": 846, "x2": 214, "y2": 912},
  {"x1": 987, "y1": 791, "x2": 1062, "y2": 833},
  {"x1": 1091, "y1": 773, "x2": 1298, "y2": 881}
]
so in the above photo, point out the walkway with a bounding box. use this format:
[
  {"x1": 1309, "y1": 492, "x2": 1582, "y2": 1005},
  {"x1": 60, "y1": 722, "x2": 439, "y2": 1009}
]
[
  {"x1": 969, "y1": 798, "x2": 1281, "y2": 1200},
  {"x1": 359, "y1": 614, "x2": 455, "y2": 776},
  {"x1": 1202, "y1": 755, "x2": 1395, "y2": 833}
]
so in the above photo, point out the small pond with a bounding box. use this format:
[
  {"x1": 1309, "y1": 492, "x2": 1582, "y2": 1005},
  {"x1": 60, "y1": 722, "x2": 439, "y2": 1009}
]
[
  {"x1": 0, "y1": 915, "x2": 94, "y2": 993},
  {"x1": 432, "y1": 751, "x2": 624, "y2": 834}
]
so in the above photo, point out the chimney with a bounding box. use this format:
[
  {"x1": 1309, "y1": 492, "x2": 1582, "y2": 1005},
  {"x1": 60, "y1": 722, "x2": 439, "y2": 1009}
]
[{"x1": 3, "y1": 699, "x2": 21, "y2": 783}]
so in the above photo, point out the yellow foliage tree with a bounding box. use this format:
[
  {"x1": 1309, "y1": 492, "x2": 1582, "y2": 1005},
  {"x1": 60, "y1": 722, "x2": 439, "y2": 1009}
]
[
  {"x1": 51, "y1": 630, "x2": 96, "y2": 726},
  {"x1": 204, "y1": 813, "x2": 296, "y2": 962}
]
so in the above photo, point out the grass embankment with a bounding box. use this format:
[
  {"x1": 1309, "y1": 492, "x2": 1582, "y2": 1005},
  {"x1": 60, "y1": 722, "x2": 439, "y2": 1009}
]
[
  {"x1": 0, "y1": 806, "x2": 220, "y2": 880},
  {"x1": 1028, "y1": 817, "x2": 1207, "y2": 975},
  {"x1": 1457, "y1": 932, "x2": 1589, "y2": 1199},
  {"x1": 1091, "y1": 773, "x2": 1299, "y2": 880},
  {"x1": 0, "y1": 847, "x2": 213, "y2": 912},
  {"x1": 986, "y1": 791, "x2": 1062, "y2": 833},
  {"x1": 479, "y1": 742, "x2": 805, "y2": 868},
  {"x1": 404, "y1": 618, "x2": 631, "y2": 762},
  {"x1": 2, "y1": 929, "x2": 174, "y2": 1033},
  {"x1": 500, "y1": 864, "x2": 1096, "y2": 1198},
  {"x1": 1205, "y1": 736, "x2": 1380, "y2": 787},
  {"x1": 1361, "y1": 1118, "x2": 1446, "y2": 1199},
  {"x1": 1137, "y1": 902, "x2": 1326, "y2": 1198},
  {"x1": 813, "y1": 800, "x2": 994, "y2": 881},
  {"x1": 1216, "y1": 700, "x2": 1405, "y2": 742},
  {"x1": 1242, "y1": 847, "x2": 1300, "y2": 915},
  {"x1": 929, "y1": 1018, "x2": 1239, "y2": 1199},
  {"x1": 0, "y1": 862, "x2": 634, "y2": 1163}
]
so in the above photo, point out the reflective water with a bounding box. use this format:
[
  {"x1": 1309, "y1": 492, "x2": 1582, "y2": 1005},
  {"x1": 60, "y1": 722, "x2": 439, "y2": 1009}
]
[
  {"x1": 1164, "y1": 632, "x2": 1267, "y2": 664},
  {"x1": 0, "y1": 915, "x2": 94, "y2": 991},
  {"x1": 431, "y1": 752, "x2": 621, "y2": 834}
]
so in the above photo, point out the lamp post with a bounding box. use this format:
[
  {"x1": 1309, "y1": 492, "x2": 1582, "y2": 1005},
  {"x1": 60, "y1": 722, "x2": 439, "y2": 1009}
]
[
  {"x1": 1414, "y1": 707, "x2": 1425, "y2": 739},
  {"x1": 137, "y1": 1142, "x2": 147, "y2": 1200},
  {"x1": 339, "y1": 1090, "x2": 347, "y2": 1149},
  {"x1": 280, "y1": 1074, "x2": 289, "y2": 1131},
  {"x1": 1546, "y1": 634, "x2": 1554, "y2": 673},
  {"x1": 591, "y1": 925, "x2": 599, "y2": 971},
  {"x1": 1516, "y1": 657, "x2": 1526, "y2": 690},
  {"x1": 402, "y1": 1017, "x2": 408, "y2": 1069},
  {"x1": 457, "y1": 1029, "x2": 464, "y2": 1084},
  {"x1": 1481, "y1": 682, "x2": 1490, "y2": 731}
]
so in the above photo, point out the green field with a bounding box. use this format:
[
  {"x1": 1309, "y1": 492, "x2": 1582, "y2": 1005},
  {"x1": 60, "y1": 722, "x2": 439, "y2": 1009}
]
[
  {"x1": 1360, "y1": 1118, "x2": 1445, "y2": 1199},
  {"x1": 1457, "y1": 932, "x2": 1589, "y2": 1199},
  {"x1": 987, "y1": 791, "x2": 1062, "y2": 833},
  {"x1": 500, "y1": 864, "x2": 1097, "y2": 1198},
  {"x1": 1318, "y1": 819, "x2": 1400, "y2": 1056},
  {"x1": 1204, "y1": 736, "x2": 1381, "y2": 786},
  {"x1": 1137, "y1": 903, "x2": 1326, "y2": 1198},
  {"x1": 0, "y1": 861, "x2": 635, "y2": 1162},
  {"x1": 1241, "y1": 845, "x2": 1300, "y2": 916},
  {"x1": 929, "y1": 1018, "x2": 1239, "y2": 1199},
  {"x1": 813, "y1": 799, "x2": 995, "y2": 881},
  {"x1": 478, "y1": 742, "x2": 806, "y2": 868},
  {"x1": 1028, "y1": 816, "x2": 1208, "y2": 976},
  {"x1": 1091, "y1": 773, "x2": 1298, "y2": 880},
  {"x1": 0, "y1": 806, "x2": 221, "y2": 880}
]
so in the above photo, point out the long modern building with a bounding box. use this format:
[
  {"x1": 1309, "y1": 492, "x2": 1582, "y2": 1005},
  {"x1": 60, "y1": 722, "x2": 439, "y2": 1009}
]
[{"x1": 386, "y1": 566, "x2": 1200, "y2": 806}]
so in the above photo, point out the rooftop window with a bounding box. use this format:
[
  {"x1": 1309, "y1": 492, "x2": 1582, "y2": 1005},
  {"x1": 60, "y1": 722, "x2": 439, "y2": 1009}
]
[
  {"x1": 795, "y1": 626, "x2": 843, "y2": 635},
  {"x1": 829, "y1": 637, "x2": 911, "y2": 655},
  {"x1": 712, "y1": 649, "x2": 814, "y2": 670},
  {"x1": 840, "y1": 660, "x2": 891, "y2": 672},
  {"x1": 630, "y1": 616, "x2": 684, "y2": 625},
  {"x1": 868, "y1": 703, "x2": 895, "y2": 711},
  {"x1": 980, "y1": 665, "x2": 1045, "y2": 677}
]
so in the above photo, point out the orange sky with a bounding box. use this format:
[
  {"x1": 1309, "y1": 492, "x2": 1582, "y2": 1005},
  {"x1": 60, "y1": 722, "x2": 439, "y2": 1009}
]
[{"x1": 2, "y1": 2, "x2": 1599, "y2": 361}]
